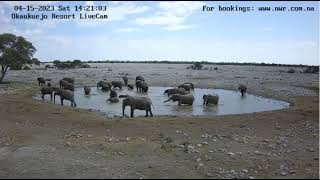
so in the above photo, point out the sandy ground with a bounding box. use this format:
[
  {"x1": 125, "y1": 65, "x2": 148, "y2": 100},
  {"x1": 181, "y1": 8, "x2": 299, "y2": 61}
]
[{"x1": 0, "y1": 63, "x2": 319, "y2": 178}]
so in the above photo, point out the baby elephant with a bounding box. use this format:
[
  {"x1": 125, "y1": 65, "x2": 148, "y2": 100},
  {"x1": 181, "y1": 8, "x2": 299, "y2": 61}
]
[
  {"x1": 107, "y1": 97, "x2": 119, "y2": 103},
  {"x1": 54, "y1": 89, "x2": 77, "y2": 107},
  {"x1": 84, "y1": 86, "x2": 91, "y2": 95},
  {"x1": 40, "y1": 86, "x2": 54, "y2": 100},
  {"x1": 37, "y1": 77, "x2": 46, "y2": 86},
  {"x1": 127, "y1": 84, "x2": 134, "y2": 90},
  {"x1": 59, "y1": 80, "x2": 74, "y2": 91},
  {"x1": 164, "y1": 94, "x2": 194, "y2": 106},
  {"x1": 203, "y1": 94, "x2": 219, "y2": 105},
  {"x1": 238, "y1": 84, "x2": 247, "y2": 96},
  {"x1": 122, "y1": 95, "x2": 153, "y2": 118}
]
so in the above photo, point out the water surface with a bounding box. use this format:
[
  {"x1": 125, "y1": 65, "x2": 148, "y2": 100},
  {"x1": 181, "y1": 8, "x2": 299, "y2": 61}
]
[{"x1": 34, "y1": 86, "x2": 289, "y2": 117}]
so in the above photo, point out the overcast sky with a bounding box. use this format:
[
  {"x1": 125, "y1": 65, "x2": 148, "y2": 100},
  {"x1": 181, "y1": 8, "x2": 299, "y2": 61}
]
[{"x1": 0, "y1": 1, "x2": 319, "y2": 65}]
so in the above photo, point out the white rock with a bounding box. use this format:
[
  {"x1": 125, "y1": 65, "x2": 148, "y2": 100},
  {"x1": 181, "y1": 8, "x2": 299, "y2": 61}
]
[{"x1": 227, "y1": 152, "x2": 235, "y2": 156}]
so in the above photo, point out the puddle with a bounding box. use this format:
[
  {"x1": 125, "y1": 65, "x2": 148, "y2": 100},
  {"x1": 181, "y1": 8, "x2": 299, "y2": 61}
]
[{"x1": 33, "y1": 86, "x2": 289, "y2": 118}]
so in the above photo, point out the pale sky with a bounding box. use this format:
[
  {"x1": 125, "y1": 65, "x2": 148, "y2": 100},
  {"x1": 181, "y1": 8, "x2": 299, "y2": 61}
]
[{"x1": 0, "y1": 1, "x2": 319, "y2": 65}]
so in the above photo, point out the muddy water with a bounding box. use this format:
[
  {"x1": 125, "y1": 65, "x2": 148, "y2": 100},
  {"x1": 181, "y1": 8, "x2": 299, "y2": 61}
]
[{"x1": 34, "y1": 86, "x2": 289, "y2": 118}]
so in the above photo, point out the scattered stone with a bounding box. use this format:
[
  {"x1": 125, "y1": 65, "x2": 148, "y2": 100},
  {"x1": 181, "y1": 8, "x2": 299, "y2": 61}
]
[
  {"x1": 202, "y1": 142, "x2": 209, "y2": 145},
  {"x1": 289, "y1": 170, "x2": 296, "y2": 174},
  {"x1": 196, "y1": 158, "x2": 202, "y2": 162},
  {"x1": 197, "y1": 144, "x2": 203, "y2": 148},
  {"x1": 241, "y1": 169, "x2": 248, "y2": 173},
  {"x1": 227, "y1": 152, "x2": 235, "y2": 156},
  {"x1": 126, "y1": 137, "x2": 131, "y2": 141},
  {"x1": 87, "y1": 135, "x2": 92, "y2": 138},
  {"x1": 280, "y1": 172, "x2": 287, "y2": 176},
  {"x1": 65, "y1": 141, "x2": 71, "y2": 146},
  {"x1": 248, "y1": 176, "x2": 255, "y2": 179},
  {"x1": 209, "y1": 150, "x2": 214, "y2": 153},
  {"x1": 254, "y1": 151, "x2": 262, "y2": 155},
  {"x1": 76, "y1": 134, "x2": 82, "y2": 138},
  {"x1": 308, "y1": 148, "x2": 314, "y2": 152},
  {"x1": 206, "y1": 172, "x2": 214, "y2": 177}
]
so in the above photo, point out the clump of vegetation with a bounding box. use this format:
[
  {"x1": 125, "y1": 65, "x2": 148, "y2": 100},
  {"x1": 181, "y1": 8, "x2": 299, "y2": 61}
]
[
  {"x1": 186, "y1": 62, "x2": 203, "y2": 70},
  {"x1": 287, "y1": 68, "x2": 296, "y2": 73},
  {"x1": 52, "y1": 60, "x2": 91, "y2": 69},
  {"x1": 23, "y1": 66, "x2": 31, "y2": 70},
  {"x1": 0, "y1": 33, "x2": 37, "y2": 82},
  {"x1": 304, "y1": 66, "x2": 319, "y2": 73}
]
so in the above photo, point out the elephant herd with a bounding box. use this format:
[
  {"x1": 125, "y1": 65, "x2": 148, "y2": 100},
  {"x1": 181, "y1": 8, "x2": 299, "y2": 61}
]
[{"x1": 37, "y1": 76, "x2": 248, "y2": 118}]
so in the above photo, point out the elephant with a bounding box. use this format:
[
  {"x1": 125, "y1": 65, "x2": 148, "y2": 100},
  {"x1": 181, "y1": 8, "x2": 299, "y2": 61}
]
[
  {"x1": 178, "y1": 84, "x2": 192, "y2": 92},
  {"x1": 106, "y1": 97, "x2": 119, "y2": 103},
  {"x1": 84, "y1": 86, "x2": 91, "y2": 95},
  {"x1": 182, "y1": 83, "x2": 194, "y2": 91},
  {"x1": 122, "y1": 95, "x2": 153, "y2": 117},
  {"x1": 54, "y1": 89, "x2": 76, "y2": 107},
  {"x1": 40, "y1": 86, "x2": 54, "y2": 100},
  {"x1": 164, "y1": 94, "x2": 194, "y2": 106},
  {"x1": 136, "y1": 80, "x2": 148, "y2": 93},
  {"x1": 110, "y1": 89, "x2": 117, "y2": 98},
  {"x1": 127, "y1": 84, "x2": 134, "y2": 90},
  {"x1": 59, "y1": 80, "x2": 74, "y2": 91},
  {"x1": 111, "y1": 81, "x2": 123, "y2": 89},
  {"x1": 135, "y1": 80, "x2": 142, "y2": 92},
  {"x1": 47, "y1": 83, "x2": 51, "y2": 87},
  {"x1": 164, "y1": 88, "x2": 188, "y2": 96},
  {"x1": 123, "y1": 76, "x2": 128, "y2": 85},
  {"x1": 97, "y1": 81, "x2": 112, "y2": 91},
  {"x1": 37, "y1": 77, "x2": 46, "y2": 86},
  {"x1": 62, "y1": 77, "x2": 74, "y2": 84},
  {"x1": 238, "y1": 84, "x2": 247, "y2": 96},
  {"x1": 136, "y1": 76, "x2": 145, "y2": 82},
  {"x1": 203, "y1": 94, "x2": 219, "y2": 105}
]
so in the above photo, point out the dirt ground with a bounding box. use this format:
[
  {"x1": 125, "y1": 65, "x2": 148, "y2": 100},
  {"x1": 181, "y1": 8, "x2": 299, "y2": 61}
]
[{"x1": 0, "y1": 64, "x2": 319, "y2": 178}]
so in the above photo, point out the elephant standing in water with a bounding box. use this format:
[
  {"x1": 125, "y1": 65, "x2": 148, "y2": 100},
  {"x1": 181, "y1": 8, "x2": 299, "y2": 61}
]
[
  {"x1": 203, "y1": 94, "x2": 219, "y2": 105},
  {"x1": 122, "y1": 95, "x2": 153, "y2": 117},
  {"x1": 54, "y1": 89, "x2": 77, "y2": 107},
  {"x1": 110, "y1": 89, "x2": 117, "y2": 98},
  {"x1": 111, "y1": 81, "x2": 123, "y2": 89},
  {"x1": 238, "y1": 84, "x2": 247, "y2": 96},
  {"x1": 136, "y1": 80, "x2": 148, "y2": 93},
  {"x1": 40, "y1": 86, "x2": 54, "y2": 100},
  {"x1": 164, "y1": 94, "x2": 194, "y2": 106},
  {"x1": 136, "y1": 76, "x2": 145, "y2": 82},
  {"x1": 164, "y1": 88, "x2": 188, "y2": 96},
  {"x1": 123, "y1": 76, "x2": 128, "y2": 85},
  {"x1": 59, "y1": 80, "x2": 74, "y2": 91},
  {"x1": 37, "y1": 77, "x2": 46, "y2": 86},
  {"x1": 84, "y1": 86, "x2": 91, "y2": 95}
]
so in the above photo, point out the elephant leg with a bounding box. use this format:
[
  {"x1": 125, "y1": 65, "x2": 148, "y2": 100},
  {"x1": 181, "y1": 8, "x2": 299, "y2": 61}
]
[
  {"x1": 73, "y1": 101, "x2": 77, "y2": 107},
  {"x1": 149, "y1": 109, "x2": 153, "y2": 117},
  {"x1": 50, "y1": 94, "x2": 52, "y2": 101},
  {"x1": 60, "y1": 98, "x2": 64, "y2": 106},
  {"x1": 145, "y1": 110, "x2": 148, "y2": 117},
  {"x1": 130, "y1": 107, "x2": 134, "y2": 118},
  {"x1": 203, "y1": 101, "x2": 205, "y2": 105},
  {"x1": 178, "y1": 101, "x2": 181, "y2": 106},
  {"x1": 42, "y1": 94, "x2": 44, "y2": 100}
]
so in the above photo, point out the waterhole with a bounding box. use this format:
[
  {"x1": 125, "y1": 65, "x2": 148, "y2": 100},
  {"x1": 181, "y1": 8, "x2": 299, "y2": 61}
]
[{"x1": 34, "y1": 86, "x2": 289, "y2": 118}]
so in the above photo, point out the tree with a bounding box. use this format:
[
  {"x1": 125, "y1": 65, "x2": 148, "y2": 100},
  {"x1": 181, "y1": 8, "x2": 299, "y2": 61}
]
[{"x1": 0, "y1": 33, "x2": 36, "y2": 83}]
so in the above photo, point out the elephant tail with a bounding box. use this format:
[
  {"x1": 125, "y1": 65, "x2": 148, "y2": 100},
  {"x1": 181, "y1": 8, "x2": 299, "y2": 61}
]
[{"x1": 146, "y1": 97, "x2": 155, "y2": 109}]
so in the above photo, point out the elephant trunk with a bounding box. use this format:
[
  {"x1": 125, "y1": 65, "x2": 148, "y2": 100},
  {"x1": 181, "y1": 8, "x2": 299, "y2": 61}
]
[{"x1": 163, "y1": 99, "x2": 170, "y2": 103}]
